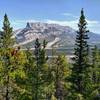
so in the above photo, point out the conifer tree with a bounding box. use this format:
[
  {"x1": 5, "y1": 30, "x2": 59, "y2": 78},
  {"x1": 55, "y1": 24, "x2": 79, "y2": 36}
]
[
  {"x1": 71, "y1": 8, "x2": 89, "y2": 97},
  {"x1": 92, "y1": 46, "x2": 100, "y2": 84},
  {"x1": 0, "y1": 14, "x2": 26, "y2": 100},
  {"x1": 48, "y1": 55, "x2": 71, "y2": 100},
  {"x1": 34, "y1": 38, "x2": 41, "y2": 100},
  {"x1": 54, "y1": 55, "x2": 71, "y2": 100},
  {"x1": 83, "y1": 45, "x2": 100, "y2": 100},
  {"x1": 15, "y1": 49, "x2": 35, "y2": 100},
  {"x1": 89, "y1": 45, "x2": 100, "y2": 99},
  {"x1": 0, "y1": 14, "x2": 14, "y2": 100},
  {"x1": 1, "y1": 14, "x2": 14, "y2": 48},
  {"x1": 33, "y1": 38, "x2": 48, "y2": 99}
]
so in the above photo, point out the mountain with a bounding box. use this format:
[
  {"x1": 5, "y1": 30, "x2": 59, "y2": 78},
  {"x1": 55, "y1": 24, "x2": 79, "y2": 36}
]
[{"x1": 14, "y1": 22, "x2": 100, "y2": 48}]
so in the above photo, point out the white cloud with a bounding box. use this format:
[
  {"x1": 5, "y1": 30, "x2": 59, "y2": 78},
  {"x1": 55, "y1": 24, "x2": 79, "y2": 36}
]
[
  {"x1": 46, "y1": 19, "x2": 100, "y2": 33},
  {"x1": 5, "y1": 18, "x2": 100, "y2": 34},
  {"x1": 10, "y1": 19, "x2": 43, "y2": 29},
  {"x1": 45, "y1": 19, "x2": 78, "y2": 30},
  {"x1": 62, "y1": 13, "x2": 78, "y2": 19},
  {"x1": 86, "y1": 20, "x2": 100, "y2": 26}
]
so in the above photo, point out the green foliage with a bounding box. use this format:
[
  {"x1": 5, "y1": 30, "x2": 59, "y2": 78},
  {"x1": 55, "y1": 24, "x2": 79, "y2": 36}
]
[
  {"x1": 87, "y1": 45, "x2": 100, "y2": 100},
  {"x1": 0, "y1": 14, "x2": 26, "y2": 100},
  {"x1": 0, "y1": 14, "x2": 15, "y2": 100},
  {"x1": 0, "y1": 14, "x2": 14, "y2": 48},
  {"x1": 47, "y1": 55, "x2": 71, "y2": 100},
  {"x1": 71, "y1": 9, "x2": 90, "y2": 99},
  {"x1": 0, "y1": 10, "x2": 100, "y2": 100},
  {"x1": 27, "y1": 38, "x2": 48, "y2": 100}
]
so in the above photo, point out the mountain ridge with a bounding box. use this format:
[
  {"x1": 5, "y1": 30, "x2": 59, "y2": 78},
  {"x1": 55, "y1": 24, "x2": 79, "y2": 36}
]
[{"x1": 14, "y1": 22, "x2": 100, "y2": 48}]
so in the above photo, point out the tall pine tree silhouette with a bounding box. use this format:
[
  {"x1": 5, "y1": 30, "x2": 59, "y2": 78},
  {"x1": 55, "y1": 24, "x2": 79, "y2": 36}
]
[
  {"x1": 34, "y1": 38, "x2": 48, "y2": 99},
  {"x1": 3, "y1": 14, "x2": 13, "y2": 100},
  {"x1": 71, "y1": 8, "x2": 89, "y2": 95},
  {"x1": 0, "y1": 14, "x2": 14, "y2": 100},
  {"x1": 2, "y1": 14, "x2": 14, "y2": 48}
]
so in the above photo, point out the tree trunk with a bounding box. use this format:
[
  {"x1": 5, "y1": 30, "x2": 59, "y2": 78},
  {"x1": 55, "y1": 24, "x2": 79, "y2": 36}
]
[{"x1": 5, "y1": 76, "x2": 9, "y2": 100}]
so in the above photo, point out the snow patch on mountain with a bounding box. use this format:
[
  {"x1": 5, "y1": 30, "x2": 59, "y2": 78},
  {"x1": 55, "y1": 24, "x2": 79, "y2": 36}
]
[{"x1": 46, "y1": 37, "x2": 60, "y2": 48}]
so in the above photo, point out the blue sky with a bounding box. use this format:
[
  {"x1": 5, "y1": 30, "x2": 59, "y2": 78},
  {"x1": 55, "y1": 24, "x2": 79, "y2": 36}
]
[{"x1": 0, "y1": 0, "x2": 100, "y2": 33}]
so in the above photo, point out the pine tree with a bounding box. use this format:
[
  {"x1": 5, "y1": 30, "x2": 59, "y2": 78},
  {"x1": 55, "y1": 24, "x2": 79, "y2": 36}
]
[
  {"x1": 1, "y1": 14, "x2": 14, "y2": 48},
  {"x1": 55, "y1": 55, "x2": 71, "y2": 100},
  {"x1": 33, "y1": 38, "x2": 48, "y2": 99},
  {"x1": 89, "y1": 45, "x2": 100, "y2": 99},
  {"x1": 0, "y1": 14, "x2": 14, "y2": 100},
  {"x1": 92, "y1": 46, "x2": 100, "y2": 84},
  {"x1": 0, "y1": 14, "x2": 26, "y2": 100},
  {"x1": 83, "y1": 45, "x2": 100, "y2": 100},
  {"x1": 48, "y1": 55, "x2": 71, "y2": 100},
  {"x1": 34, "y1": 38, "x2": 41, "y2": 100},
  {"x1": 71, "y1": 8, "x2": 89, "y2": 96},
  {"x1": 15, "y1": 49, "x2": 35, "y2": 100},
  {"x1": 10, "y1": 48, "x2": 27, "y2": 100}
]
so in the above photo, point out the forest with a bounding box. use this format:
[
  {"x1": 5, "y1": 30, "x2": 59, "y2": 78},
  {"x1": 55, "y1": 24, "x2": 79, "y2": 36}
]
[{"x1": 0, "y1": 9, "x2": 100, "y2": 100}]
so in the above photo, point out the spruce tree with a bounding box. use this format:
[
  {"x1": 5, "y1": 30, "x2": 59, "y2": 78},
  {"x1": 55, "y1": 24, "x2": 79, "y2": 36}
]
[
  {"x1": 83, "y1": 45, "x2": 100, "y2": 100},
  {"x1": 15, "y1": 49, "x2": 35, "y2": 100},
  {"x1": 34, "y1": 38, "x2": 41, "y2": 100},
  {"x1": 92, "y1": 46, "x2": 100, "y2": 84},
  {"x1": 33, "y1": 38, "x2": 48, "y2": 100},
  {"x1": 71, "y1": 8, "x2": 89, "y2": 96},
  {"x1": 54, "y1": 55, "x2": 71, "y2": 100},
  {"x1": 48, "y1": 55, "x2": 71, "y2": 100},
  {"x1": 1, "y1": 14, "x2": 14, "y2": 48},
  {"x1": 0, "y1": 14, "x2": 14, "y2": 100},
  {"x1": 89, "y1": 45, "x2": 100, "y2": 99},
  {"x1": 0, "y1": 14, "x2": 26, "y2": 100}
]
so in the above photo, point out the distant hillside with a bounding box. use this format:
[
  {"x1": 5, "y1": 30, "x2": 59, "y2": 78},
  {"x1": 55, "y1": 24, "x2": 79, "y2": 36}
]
[{"x1": 14, "y1": 22, "x2": 100, "y2": 48}]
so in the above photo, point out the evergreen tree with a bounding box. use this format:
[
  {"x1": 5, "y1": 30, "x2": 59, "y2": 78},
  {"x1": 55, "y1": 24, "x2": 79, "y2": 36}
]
[
  {"x1": 83, "y1": 45, "x2": 100, "y2": 100},
  {"x1": 48, "y1": 55, "x2": 71, "y2": 100},
  {"x1": 54, "y1": 55, "x2": 71, "y2": 100},
  {"x1": 92, "y1": 46, "x2": 100, "y2": 85},
  {"x1": 71, "y1": 8, "x2": 89, "y2": 97},
  {"x1": 0, "y1": 14, "x2": 26, "y2": 100},
  {"x1": 0, "y1": 14, "x2": 14, "y2": 100},
  {"x1": 33, "y1": 38, "x2": 48, "y2": 100},
  {"x1": 89, "y1": 45, "x2": 100, "y2": 99},
  {"x1": 34, "y1": 38, "x2": 41, "y2": 100},
  {"x1": 15, "y1": 49, "x2": 35, "y2": 100},
  {"x1": 10, "y1": 48, "x2": 27, "y2": 100},
  {"x1": 1, "y1": 14, "x2": 14, "y2": 48}
]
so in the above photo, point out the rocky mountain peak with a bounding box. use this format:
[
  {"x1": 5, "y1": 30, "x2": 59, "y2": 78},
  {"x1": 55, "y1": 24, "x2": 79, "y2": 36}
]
[
  {"x1": 15, "y1": 22, "x2": 100, "y2": 48},
  {"x1": 26, "y1": 22, "x2": 32, "y2": 29}
]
